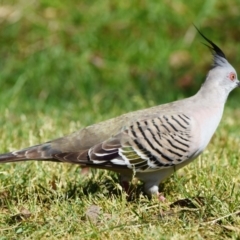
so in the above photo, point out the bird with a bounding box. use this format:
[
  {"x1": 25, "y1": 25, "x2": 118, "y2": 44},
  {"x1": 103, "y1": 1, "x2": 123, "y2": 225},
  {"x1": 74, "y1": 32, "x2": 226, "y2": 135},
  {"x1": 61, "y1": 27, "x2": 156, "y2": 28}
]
[{"x1": 0, "y1": 28, "x2": 239, "y2": 199}]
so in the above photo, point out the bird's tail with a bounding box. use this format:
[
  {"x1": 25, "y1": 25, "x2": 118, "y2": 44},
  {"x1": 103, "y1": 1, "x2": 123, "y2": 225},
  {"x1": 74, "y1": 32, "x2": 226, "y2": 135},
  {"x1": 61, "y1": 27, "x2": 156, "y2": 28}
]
[{"x1": 0, "y1": 143, "x2": 61, "y2": 163}]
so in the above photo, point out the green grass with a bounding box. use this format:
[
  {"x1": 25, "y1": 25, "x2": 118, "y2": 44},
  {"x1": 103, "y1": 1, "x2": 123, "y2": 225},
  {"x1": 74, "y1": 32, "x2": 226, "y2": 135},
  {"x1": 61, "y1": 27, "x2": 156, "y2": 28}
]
[{"x1": 1, "y1": 0, "x2": 240, "y2": 239}]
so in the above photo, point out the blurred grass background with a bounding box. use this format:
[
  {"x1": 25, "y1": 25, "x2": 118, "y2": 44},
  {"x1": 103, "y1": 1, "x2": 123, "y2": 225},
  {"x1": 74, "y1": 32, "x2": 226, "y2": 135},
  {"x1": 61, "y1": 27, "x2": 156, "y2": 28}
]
[
  {"x1": 1, "y1": 1, "x2": 240, "y2": 121},
  {"x1": 1, "y1": 0, "x2": 240, "y2": 239}
]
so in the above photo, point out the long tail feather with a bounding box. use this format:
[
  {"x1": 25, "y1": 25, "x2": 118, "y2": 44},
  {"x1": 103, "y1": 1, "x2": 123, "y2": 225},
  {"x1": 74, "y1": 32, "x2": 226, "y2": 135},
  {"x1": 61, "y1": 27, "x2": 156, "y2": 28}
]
[{"x1": 0, "y1": 143, "x2": 61, "y2": 163}]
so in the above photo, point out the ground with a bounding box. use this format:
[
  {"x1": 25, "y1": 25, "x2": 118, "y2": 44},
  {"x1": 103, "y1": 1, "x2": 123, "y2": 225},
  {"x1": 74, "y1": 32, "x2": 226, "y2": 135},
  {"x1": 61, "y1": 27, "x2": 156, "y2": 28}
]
[{"x1": 0, "y1": 1, "x2": 240, "y2": 239}]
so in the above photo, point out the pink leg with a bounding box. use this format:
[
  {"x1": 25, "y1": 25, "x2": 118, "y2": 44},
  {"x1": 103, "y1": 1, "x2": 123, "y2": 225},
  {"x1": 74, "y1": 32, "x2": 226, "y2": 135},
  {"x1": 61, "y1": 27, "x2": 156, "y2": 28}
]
[
  {"x1": 121, "y1": 180, "x2": 131, "y2": 194},
  {"x1": 157, "y1": 192, "x2": 166, "y2": 202},
  {"x1": 80, "y1": 167, "x2": 90, "y2": 175},
  {"x1": 120, "y1": 175, "x2": 132, "y2": 195}
]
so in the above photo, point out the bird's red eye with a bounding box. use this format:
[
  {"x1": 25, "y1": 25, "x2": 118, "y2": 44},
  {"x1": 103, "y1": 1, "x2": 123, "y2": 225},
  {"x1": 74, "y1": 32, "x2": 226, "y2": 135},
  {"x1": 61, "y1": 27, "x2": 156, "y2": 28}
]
[{"x1": 229, "y1": 73, "x2": 236, "y2": 81}]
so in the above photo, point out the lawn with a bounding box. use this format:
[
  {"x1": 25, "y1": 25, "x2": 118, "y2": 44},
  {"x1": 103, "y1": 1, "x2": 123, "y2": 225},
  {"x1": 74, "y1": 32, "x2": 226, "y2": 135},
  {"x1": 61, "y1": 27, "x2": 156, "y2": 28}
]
[{"x1": 0, "y1": 1, "x2": 240, "y2": 239}]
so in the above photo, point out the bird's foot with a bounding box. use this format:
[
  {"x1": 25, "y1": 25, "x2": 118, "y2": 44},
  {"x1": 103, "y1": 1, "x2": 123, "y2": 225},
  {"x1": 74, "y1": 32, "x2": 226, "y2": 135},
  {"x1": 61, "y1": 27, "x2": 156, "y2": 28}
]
[
  {"x1": 157, "y1": 192, "x2": 166, "y2": 202},
  {"x1": 80, "y1": 167, "x2": 90, "y2": 175},
  {"x1": 121, "y1": 180, "x2": 131, "y2": 195}
]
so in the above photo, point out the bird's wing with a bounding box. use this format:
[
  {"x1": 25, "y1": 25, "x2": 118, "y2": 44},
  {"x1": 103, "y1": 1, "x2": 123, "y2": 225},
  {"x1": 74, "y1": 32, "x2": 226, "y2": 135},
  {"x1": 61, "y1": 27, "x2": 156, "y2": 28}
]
[{"x1": 53, "y1": 112, "x2": 195, "y2": 172}]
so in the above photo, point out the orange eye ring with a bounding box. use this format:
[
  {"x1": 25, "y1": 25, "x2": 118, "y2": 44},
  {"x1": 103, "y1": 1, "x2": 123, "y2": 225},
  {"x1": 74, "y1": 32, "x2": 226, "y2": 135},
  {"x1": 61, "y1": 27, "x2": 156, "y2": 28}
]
[{"x1": 229, "y1": 73, "x2": 236, "y2": 81}]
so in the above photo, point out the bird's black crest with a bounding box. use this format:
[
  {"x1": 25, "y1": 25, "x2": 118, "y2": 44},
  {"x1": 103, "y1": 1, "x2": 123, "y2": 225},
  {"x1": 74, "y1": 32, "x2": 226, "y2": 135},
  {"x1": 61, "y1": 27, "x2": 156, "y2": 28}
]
[
  {"x1": 194, "y1": 25, "x2": 228, "y2": 68},
  {"x1": 194, "y1": 25, "x2": 226, "y2": 58}
]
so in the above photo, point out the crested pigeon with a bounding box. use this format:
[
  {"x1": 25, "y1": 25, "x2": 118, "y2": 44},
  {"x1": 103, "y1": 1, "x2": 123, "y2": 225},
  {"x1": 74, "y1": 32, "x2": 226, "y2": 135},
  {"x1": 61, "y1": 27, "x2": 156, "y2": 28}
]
[{"x1": 0, "y1": 29, "x2": 239, "y2": 198}]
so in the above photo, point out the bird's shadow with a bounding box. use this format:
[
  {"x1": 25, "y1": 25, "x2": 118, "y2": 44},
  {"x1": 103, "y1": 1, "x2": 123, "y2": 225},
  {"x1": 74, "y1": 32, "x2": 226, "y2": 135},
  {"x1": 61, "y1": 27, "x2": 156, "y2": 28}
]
[
  {"x1": 1, "y1": 169, "x2": 206, "y2": 226},
  {"x1": 0, "y1": 168, "x2": 205, "y2": 212}
]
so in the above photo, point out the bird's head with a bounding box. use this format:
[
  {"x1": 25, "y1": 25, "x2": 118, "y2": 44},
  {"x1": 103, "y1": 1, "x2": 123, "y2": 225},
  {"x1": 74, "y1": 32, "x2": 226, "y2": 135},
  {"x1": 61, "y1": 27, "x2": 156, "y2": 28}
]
[{"x1": 196, "y1": 27, "x2": 240, "y2": 95}]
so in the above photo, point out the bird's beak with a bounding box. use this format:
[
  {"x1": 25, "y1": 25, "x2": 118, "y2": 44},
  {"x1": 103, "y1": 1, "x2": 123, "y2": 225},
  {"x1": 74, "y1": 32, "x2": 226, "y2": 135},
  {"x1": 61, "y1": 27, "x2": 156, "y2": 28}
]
[
  {"x1": 237, "y1": 80, "x2": 240, "y2": 88},
  {"x1": 236, "y1": 80, "x2": 240, "y2": 87}
]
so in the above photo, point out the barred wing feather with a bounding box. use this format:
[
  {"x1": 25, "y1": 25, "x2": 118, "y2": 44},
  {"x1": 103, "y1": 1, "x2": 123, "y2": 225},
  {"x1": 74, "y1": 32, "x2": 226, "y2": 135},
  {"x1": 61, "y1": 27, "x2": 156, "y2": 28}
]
[{"x1": 54, "y1": 113, "x2": 193, "y2": 172}]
